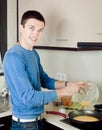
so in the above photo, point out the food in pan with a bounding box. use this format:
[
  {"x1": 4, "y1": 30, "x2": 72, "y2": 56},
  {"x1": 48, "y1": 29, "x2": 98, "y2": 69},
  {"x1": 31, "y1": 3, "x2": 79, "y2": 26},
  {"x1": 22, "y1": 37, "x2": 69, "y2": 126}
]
[{"x1": 73, "y1": 115, "x2": 99, "y2": 122}]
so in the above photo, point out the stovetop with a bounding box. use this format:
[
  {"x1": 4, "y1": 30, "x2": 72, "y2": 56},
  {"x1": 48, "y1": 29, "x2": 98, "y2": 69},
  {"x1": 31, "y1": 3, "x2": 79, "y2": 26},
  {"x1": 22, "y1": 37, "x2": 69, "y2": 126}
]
[{"x1": 60, "y1": 118, "x2": 102, "y2": 130}]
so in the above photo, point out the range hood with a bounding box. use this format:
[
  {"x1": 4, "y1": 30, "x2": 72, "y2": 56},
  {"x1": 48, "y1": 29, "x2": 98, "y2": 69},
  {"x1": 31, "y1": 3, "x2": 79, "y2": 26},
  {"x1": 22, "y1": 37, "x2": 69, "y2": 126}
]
[{"x1": 77, "y1": 42, "x2": 102, "y2": 48}]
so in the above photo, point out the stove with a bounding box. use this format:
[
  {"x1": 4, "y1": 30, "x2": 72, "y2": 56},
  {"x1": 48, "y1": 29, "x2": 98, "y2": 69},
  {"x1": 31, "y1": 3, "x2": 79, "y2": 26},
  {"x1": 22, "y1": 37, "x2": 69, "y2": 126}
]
[{"x1": 60, "y1": 118, "x2": 102, "y2": 130}]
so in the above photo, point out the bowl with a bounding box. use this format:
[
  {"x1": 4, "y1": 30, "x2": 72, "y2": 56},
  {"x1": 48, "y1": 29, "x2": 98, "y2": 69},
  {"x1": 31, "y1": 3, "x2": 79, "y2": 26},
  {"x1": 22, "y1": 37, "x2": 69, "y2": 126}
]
[{"x1": 71, "y1": 81, "x2": 99, "y2": 109}]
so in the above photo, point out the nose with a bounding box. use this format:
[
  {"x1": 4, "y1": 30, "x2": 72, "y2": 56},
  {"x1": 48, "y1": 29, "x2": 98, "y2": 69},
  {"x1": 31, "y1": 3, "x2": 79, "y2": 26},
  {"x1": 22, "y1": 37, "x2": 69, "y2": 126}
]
[{"x1": 32, "y1": 29, "x2": 39, "y2": 37}]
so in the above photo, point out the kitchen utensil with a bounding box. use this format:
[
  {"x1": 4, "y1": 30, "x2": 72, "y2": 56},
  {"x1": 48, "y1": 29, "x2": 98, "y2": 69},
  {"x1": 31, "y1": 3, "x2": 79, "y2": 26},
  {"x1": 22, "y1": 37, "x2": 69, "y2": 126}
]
[
  {"x1": 46, "y1": 111, "x2": 67, "y2": 118},
  {"x1": 71, "y1": 81, "x2": 99, "y2": 109},
  {"x1": 68, "y1": 110, "x2": 102, "y2": 129}
]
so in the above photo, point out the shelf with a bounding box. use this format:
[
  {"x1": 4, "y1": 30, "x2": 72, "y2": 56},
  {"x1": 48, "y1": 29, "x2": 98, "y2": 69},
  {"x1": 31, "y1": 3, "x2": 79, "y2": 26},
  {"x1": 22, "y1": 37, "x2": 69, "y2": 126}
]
[{"x1": 34, "y1": 46, "x2": 102, "y2": 51}]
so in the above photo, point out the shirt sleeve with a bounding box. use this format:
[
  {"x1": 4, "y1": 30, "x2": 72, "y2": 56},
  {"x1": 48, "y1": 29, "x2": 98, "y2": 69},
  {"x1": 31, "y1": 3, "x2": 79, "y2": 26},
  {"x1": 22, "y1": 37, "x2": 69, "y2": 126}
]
[
  {"x1": 34, "y1": 50, "x2": 56, "y2": 90},
  {"x1": 3, "y1": 51, "x2": 57, "y2": 107}
]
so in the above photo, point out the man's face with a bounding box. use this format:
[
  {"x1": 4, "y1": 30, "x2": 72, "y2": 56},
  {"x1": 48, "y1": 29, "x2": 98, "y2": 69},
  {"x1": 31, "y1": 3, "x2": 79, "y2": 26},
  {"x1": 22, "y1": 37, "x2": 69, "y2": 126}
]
[{"x1": 19, "y1": 18, "x2": 45, "y2": 49}]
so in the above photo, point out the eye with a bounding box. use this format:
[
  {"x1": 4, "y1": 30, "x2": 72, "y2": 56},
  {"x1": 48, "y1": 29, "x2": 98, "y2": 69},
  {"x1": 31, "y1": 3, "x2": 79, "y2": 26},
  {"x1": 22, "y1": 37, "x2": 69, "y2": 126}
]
[
  {"x1": 29, "y1": 26, "x2": 35, "y2": 31},
  {"x1": 38, "y1": 28, "x2": 44, "y2": 33}
]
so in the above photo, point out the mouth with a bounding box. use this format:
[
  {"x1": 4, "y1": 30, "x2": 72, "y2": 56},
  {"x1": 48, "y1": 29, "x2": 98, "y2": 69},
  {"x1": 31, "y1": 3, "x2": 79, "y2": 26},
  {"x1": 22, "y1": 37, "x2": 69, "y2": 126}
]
[{"x1": 30, "y1": 37, "x2": 37, "y2": 43}]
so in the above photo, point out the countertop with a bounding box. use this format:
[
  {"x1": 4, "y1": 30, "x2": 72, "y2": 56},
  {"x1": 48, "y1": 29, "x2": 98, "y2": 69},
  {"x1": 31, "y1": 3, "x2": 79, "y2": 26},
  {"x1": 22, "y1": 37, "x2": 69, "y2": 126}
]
[
  {"x1": 0, "y1": 108, "x2": 11, "y2": 118},
  {"x1": 0, "y1": 97, "x2": 79, "y2": 130}
]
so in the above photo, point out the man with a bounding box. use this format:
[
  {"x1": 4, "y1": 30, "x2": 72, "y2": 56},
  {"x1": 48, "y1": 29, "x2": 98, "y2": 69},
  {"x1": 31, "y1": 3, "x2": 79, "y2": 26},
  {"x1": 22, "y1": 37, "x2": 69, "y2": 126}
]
[{"x1": 3, "y1": 10, "x2": 88, "y2": 130}]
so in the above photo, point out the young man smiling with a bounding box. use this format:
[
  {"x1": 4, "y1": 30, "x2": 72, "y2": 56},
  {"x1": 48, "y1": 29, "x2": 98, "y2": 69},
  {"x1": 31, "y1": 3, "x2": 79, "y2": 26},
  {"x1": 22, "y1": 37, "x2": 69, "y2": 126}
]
[{"x1": 3, "y1": 10, "x2": 88, "y2": 130}]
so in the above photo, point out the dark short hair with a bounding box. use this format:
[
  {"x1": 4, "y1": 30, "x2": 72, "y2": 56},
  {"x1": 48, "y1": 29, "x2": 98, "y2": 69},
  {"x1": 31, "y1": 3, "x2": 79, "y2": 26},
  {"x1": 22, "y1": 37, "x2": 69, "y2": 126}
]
[{"x1": 21, "y1": 10, "x2": 45, "y2": 26}]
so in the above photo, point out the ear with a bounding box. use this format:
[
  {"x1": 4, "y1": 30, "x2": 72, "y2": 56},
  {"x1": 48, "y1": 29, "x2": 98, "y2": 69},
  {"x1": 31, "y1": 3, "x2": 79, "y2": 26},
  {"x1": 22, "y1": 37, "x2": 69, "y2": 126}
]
[{"x1": 19, "y1": 24, "x2": 23, "y2": 33}]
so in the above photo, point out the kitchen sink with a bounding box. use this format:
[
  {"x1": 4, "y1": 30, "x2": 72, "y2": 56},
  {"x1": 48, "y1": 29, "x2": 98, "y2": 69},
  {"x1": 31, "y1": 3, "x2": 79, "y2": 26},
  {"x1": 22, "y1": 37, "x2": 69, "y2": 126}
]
[{"x1": 0, "y1": 96, "x2": 10, "y2": 113}]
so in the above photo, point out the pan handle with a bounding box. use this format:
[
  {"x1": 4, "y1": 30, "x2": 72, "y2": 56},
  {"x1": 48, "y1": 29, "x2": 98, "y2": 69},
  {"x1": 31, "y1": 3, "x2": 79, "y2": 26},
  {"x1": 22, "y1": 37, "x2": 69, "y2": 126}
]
[{"x1": 46, "y1": 111, "x2": 66, "y2": 118}]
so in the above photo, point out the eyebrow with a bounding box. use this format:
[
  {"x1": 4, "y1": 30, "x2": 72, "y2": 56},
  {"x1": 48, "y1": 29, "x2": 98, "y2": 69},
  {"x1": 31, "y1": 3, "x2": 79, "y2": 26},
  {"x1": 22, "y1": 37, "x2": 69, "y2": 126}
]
[{"x1": 29, "y1": 25, "x2": 44, "y2": 30}]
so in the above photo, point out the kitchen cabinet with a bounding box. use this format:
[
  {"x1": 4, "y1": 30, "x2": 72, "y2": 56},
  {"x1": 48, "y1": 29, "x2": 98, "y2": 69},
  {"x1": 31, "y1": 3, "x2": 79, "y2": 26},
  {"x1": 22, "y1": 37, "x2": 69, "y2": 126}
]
[
  {"x1": 0, "y1": 0, "x2": 17, "y2": 61},
  {"x1": 0, "y1": 0, "x2": 7, "y2": 61},
  {"x1": 18, "y1": 0, "x2": 102, "y2": 48},
  {"x1": 0, "y1": 115, "x2": 12, "y2": 130}
]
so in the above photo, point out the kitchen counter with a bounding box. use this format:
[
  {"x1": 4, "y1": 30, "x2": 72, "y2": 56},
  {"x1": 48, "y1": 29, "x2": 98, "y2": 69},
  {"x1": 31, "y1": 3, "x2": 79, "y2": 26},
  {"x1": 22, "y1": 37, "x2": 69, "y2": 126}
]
[
  {"x1": 0, "y1": 98, "x2": 79, "y2": 130},
  {"x1": 0, "y1": 108, "x2": 11, "y2": 118}
]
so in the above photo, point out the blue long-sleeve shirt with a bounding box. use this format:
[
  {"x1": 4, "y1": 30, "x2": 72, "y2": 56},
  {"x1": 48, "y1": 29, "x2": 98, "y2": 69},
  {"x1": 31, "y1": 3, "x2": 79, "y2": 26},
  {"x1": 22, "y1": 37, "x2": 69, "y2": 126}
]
[{"x1": 3, "y1": 44, "x2": 57, "y2": 119}]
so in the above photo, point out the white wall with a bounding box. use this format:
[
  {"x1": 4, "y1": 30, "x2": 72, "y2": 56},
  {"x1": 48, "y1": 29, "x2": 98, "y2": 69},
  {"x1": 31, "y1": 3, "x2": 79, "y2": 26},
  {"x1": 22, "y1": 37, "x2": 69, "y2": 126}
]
[
  {"x1": 7, "y1": 0, "x2": 17, "y2": 48},
  {"x1": 36, "y1": 49, "x2": 102, "y2": 103}
]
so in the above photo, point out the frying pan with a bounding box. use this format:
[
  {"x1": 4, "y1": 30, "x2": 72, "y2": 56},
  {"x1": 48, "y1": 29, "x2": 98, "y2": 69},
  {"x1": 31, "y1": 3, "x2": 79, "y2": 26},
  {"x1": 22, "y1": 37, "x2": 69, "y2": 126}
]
[
  {"x1": 46, "y1": 110, "x2": 102, "y2": 129},
  {"x1": 68, "y1": 110, "x2": 102, "y2": 129}
]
